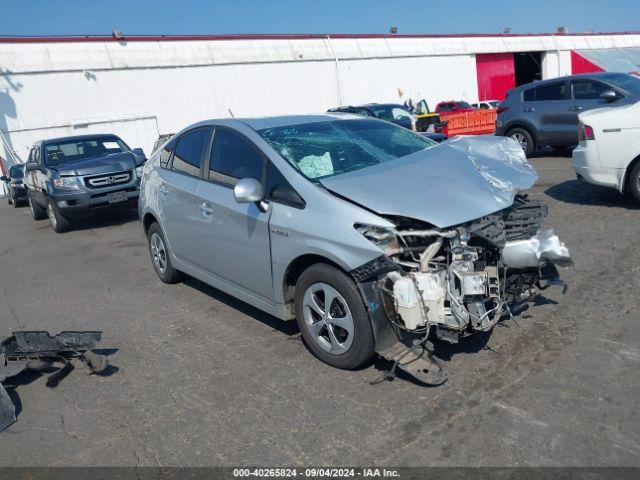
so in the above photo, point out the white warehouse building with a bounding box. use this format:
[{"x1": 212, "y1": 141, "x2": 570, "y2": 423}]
[{"x1": 1, "y1": 31, "x2": 640, "y2": 168}]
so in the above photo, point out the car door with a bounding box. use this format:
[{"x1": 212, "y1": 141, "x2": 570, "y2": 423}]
[
  {"x1": 528, "y1": 81, "x2": 572, "y2": 144},
  {"x1": 569, "y1": 79, "x2": 617, "y2": 143},
  {"x1": 196, "y1": 127, "x2": 274, "y2": 301},
  {"x1": 158, "y1": 127, "x2": 211, "y2": 265}
]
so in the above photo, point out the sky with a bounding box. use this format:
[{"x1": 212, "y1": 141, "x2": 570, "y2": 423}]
[{"x1": 1, "y1": 0, "x2": 638, "y2": 36}]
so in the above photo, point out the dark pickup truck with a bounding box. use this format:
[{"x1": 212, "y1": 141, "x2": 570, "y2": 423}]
[{"x1": 24, "y1": 134, "x2": 145, "y2": 233}]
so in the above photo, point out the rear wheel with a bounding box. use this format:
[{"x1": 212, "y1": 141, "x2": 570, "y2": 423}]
[
  {"x1": 294, "y1": 263, "x2": 375, "y2": 369},
  {"x1": 12, "y1": 195, "x2": 20, "y2": 208},
  {"x1": 628, "y1": 161, "x2": 640, "y2": 204},
  {"x1": 508, "y1": 127, "x2": 535, "y2": 158},
  {"x1": 29, "y1": 195, "x2": 47, "y2": 220},
  {"x1": 47, "y1": 199, "x2": 70, "y2": 233},
  {"x1": 147, "y1": 222, "x2": 182, "y2": 284}
]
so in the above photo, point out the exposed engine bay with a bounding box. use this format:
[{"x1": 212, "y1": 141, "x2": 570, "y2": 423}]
[{"x1": 354, "y1": 194, "x2": 571, "y2": 348}]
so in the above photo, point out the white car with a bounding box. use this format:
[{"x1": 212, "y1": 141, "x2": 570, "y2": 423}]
[
  {"x1": 572, "y1": 100, "x2": 640, "y2": 203},
  {"x1": 472, "y1": 100, "x2": 501, "y2": 109}
]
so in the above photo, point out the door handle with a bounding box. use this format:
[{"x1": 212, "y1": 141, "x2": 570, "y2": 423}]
[
  {"x1": 525, "y1": 107, "x2": 535, "y2": 112},
  {"x1": 160, "y1": 184, "x2": 168, "y2": 195},
  {"x1": 199, "y1": 202, "x2": 213, "y2": 215},
  {"x1": 570, "y1": 105, "x2": 583, "y2": 111}
]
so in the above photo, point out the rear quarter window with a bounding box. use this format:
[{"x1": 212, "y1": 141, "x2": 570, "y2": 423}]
[{"x1": 532, "y1": 83, "x2": 567, "y2": 101}]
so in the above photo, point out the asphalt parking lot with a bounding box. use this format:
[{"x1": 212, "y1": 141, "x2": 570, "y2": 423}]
[{"x1": 0, "y1": 155, "x2": 639, "y2": 467}]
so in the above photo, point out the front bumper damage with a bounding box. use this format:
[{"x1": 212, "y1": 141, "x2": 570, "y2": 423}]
[
  {"x1": 0, "y1": 331, "x2": 110, "y2": 432},
  {"x1": 351, "y1": 195, "x2": 571, "y2": 386}
]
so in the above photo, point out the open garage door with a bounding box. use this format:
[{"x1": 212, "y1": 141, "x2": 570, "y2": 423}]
[{"x1": 514, "y1": 52, "x2": 542, "y2": 86}]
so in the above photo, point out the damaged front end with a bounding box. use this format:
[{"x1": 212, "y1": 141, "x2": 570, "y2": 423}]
[{"x1": 352, "y1": 194, "x2": 571, "y2": 386}]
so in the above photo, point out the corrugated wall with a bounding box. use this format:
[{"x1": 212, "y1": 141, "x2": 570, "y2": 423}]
[{"x1": 1, "y1": 33, "x2": 640, "y2": 162}]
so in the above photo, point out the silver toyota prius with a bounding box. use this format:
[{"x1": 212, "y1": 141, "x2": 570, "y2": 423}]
[{"x1": 139, "y1": 114, "x2": 570, "y2": 384}]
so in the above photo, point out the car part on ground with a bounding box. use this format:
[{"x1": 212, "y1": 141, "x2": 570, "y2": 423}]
[
  {"x1": 139, "y1": 115, "x2": 570, "y2": 386},
  {"x1": 0, "y1": 331, "x2": 110, "y2": 432},
  {"x1": 496, "y1": 72, "x2": 640, "y2": 157},
  {"x1": 23, "y1": 134, "x2": 144, "y2": 233},
  {"x1": 571, "y1": 99, "x2": 640, "y2": 204}
]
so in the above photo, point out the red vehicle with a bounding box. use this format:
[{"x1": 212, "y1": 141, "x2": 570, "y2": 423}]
[{"x1": 434, "y1": 100, "x2": 475, "y2": 116}]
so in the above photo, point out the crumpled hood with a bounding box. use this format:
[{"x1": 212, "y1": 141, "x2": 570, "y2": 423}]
[
  {"x1": 52, "y1": 152, "x2": 138, "y2": 177},
  {"x1": 320, "y1": 136, "x2": 538, "y2": 228}
]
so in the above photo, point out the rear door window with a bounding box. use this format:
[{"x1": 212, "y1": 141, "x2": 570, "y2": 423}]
[
  {"x1": 532, "y1": 82, "x2": 568, "y2": 101},
  {"x1": 171, "y1": 128, "x2": 210, "y2": 177},
  {"x1": 209, "y1": 129, "x2": 264, "y2": 185}
]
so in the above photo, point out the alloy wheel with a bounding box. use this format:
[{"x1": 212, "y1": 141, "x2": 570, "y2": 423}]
[
  {"x1": 150, "y1": 232, "x2": 167, "y2": 274},
  {"x1": 302, "y1": 282, "x2": 354, "y2": 355},
  {"x1": 510, "y1": 132, "x2": 528, "y2": 151}
]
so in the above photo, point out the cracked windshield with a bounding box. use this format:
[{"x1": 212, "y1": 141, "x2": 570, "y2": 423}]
[{"x1": 258, "y1": 119, "x2": 436, "y2": 180}]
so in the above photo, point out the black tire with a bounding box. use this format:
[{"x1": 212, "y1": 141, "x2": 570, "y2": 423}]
[
  {"x1": 29, "y1": 195, "x2": 47, "y2": 220},
  {"x1": 507, "y1": 127, "x2": 535, "y2": 158},
  {"x1": 7, "y1": 195, "x2": 12, "y2": 205},
  {"x1": 12, "y1": 195, "x2": 20, "y2": 208},
  {"x1": 628, "y1": 161, "x2": 640, "y2": 204},
  {"x1": 46, "y1": 198, "x2": 70, "y2": 233},
  {"x1": 294, "y1": 263, "x2": 375, "y2": 369},
  {"x1": 147, "y1": 222, "x2": 182, "y2": 284}
]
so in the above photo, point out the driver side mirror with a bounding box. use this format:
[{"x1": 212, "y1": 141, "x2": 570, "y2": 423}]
[
  {"x1": 600, "y1": 90, "x2": 618, "y2": 102},
  {"x1": 25, "y1": 162, "x2": 39, "y2": 172},
  {"x1": 132, "y1": 148, "x2": 146, "y2": 161},
  {"x1": 0, "y1": 175, "x2": 8, "y2": 182},
  {"x1": 233, "y1": 178, "x2": 264, "y2": 204}
]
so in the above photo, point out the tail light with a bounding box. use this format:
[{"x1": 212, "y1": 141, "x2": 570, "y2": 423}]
[
  {"x1": 496, "y1": 106, "x2": 509, "y2": 114},
  {"x1": 579, "y1": 124, "x2": 595, "y2": 141}
]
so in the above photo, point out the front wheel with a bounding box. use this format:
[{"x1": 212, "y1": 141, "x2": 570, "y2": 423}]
[
  {"x1": 294, "y1": 263, "x2": 375, "y2": 369},
  {"x1": 508, "y1": 127, "x2": 535, "y2": 158},
  {"x1": 47, "y1": 199, "x2": 70, "y2": 233},
  {"x1": 627, "y1": 161, "x2": 640, "y2": 205},
  {"x1": 29, "y1": 195, "x2": 47, "y2": 220}
]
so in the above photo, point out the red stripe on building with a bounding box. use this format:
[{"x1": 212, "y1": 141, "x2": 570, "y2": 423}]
[{"x1": 571, "y1": 51, "x2": 604, "y2": 74}]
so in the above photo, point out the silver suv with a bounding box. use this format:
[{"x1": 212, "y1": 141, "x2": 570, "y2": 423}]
[{"x1": 139, "y1": 115, "x2": 570, "y2": 383}]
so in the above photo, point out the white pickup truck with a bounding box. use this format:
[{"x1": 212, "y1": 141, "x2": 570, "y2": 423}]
[{"x1": 572, "y1": 100, "x2": 640, "y2": 203}]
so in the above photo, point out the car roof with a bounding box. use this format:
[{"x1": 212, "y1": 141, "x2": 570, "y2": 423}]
[
  {"x1": 514, "y1": 72, "x2": 629, "y2": 91},
  {"x1": 185, "y1": 113, "x2": 364, "y2": 132},
  {"x1": 41, "y1": 133, "x2": 122, "y2": 145}
]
